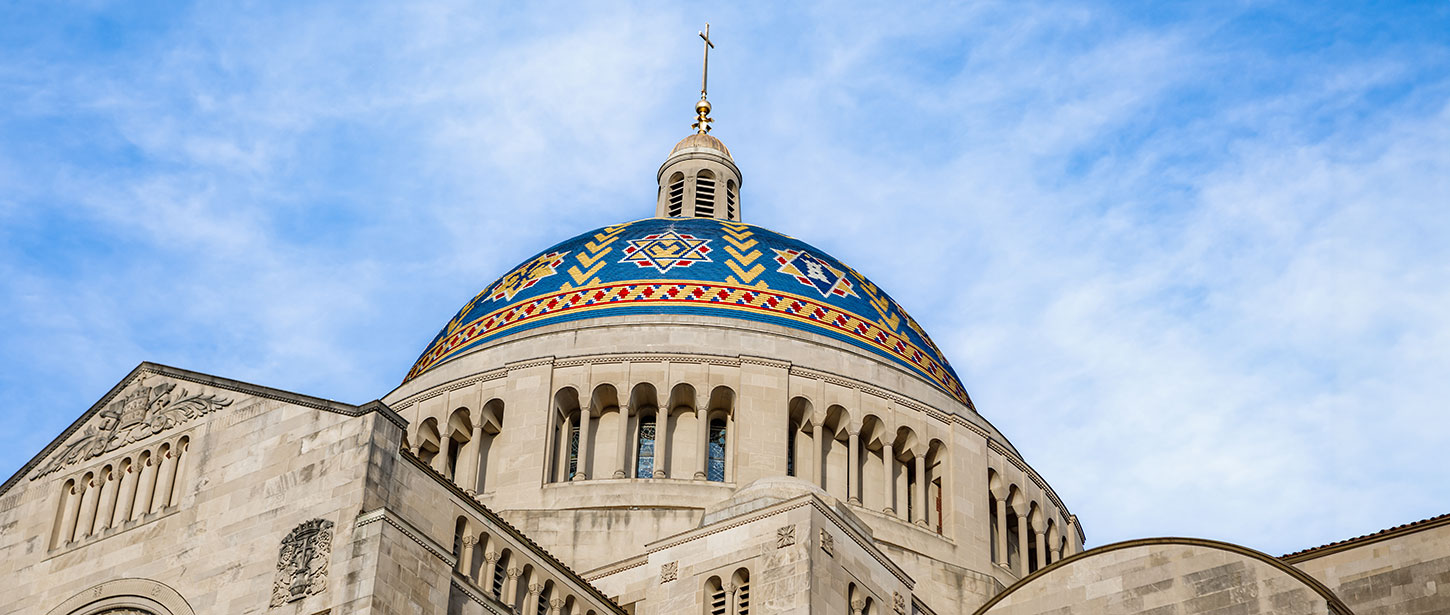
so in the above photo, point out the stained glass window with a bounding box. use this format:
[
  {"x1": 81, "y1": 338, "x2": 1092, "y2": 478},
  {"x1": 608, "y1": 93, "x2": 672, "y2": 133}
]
[
  {"x1": 567, "y1": 423, "x2": 580, "y2": 480},
  {"x1": 636, "y1": 420, "x2": 656, "y2": 478},
  {"x1": 707, "y1": 418, "x2": 727, "y2": 482}
]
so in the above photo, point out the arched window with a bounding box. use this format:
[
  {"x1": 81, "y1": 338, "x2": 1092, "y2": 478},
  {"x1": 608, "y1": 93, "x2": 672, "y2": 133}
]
[
  {"x1": 452, "y1": 517, "x2": 468, "y2": 571},
  {"x1": 567, "y1": 418, "x2": 581, "y2": 481},
  {"x1": 726, "y1": 180, "x2": 737, "y2": 219},
  {"x1": 707, "y1": 418, "x2": 727, "y2": 482},
  {"x1": 732, "y1": 568, "x2": 750, "y2": 615},
  {"x1": 786, "y1": 422, "x2": 798, "y2": 477},
  {"x1": 667, "y1": 172, "x2": 685, "y2": 216},
  {"x1": 695, "y1": 170, "x2": 716, "y2": 218},
  {"x1": 989, "y1": 492, "x2": 1000, "y2": 564},
  {"x1": 704, "y1": 576, "x2": 726, "y2": 615},
  {"x1": 492, "y1": 550, "x2": 510, "y2": 597},
  {"x1": 636, "y1": 415, "x2": 656, "y2": 478},
  {"x1": 537, "y1": 583, "x2": 552, "y2": 615}
]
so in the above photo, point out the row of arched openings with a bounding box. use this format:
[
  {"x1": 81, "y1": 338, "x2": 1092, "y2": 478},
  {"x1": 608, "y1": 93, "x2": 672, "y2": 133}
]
[
  {"x1": 452, "y1": 517, "x2": 598, "y2": 615},
  {"x1": 786, "y1": 397, "x2": 947, "y2": 533},
  {"x1": 703, "y1": 568, "x2": 750, "y2": 615},
  {"x1": 408, "y1": 399, "x2": 505, "y2": 494},
  {"x1": 987, "y1": 469, "x2": 1069, "y2": 576},
  {"x1": 665, "y1": 171, "x2": 737, "y2": 219},
  {"x1": 51, "y1": 436, "x2": 190, "y2": 549},
  {"x1": 549, "y1": 383, "x2": 734, "y2": 483}
]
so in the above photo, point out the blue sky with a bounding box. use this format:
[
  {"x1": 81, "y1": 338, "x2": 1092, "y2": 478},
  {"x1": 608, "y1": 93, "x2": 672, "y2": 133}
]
[{"x1": 2, "y1": 1, "x2": 1447, "y2": 557}]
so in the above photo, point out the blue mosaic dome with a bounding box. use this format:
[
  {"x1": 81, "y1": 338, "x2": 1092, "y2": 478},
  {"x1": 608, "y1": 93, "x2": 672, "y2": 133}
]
[{"x1": 406, "y1": 217, "x2": 971, "y2": 406}]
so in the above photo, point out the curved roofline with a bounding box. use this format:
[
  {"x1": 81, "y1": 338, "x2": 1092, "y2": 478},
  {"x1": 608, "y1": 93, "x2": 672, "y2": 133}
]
[
  {"x1": 971, "y1": 536, "x2": 1355, "y2": 615},
  {"x1": 404, "y1": 217, "x2": 971, "y2": 405}
]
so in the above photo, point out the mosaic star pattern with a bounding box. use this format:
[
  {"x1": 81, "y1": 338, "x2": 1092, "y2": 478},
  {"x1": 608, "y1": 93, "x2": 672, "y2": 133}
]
[
  {"x1": 620, "y1": 230, "x2": 713, "y2": 272},
  {"x1": 407, "y1": 218, "x2": 971, "y2": 406}
]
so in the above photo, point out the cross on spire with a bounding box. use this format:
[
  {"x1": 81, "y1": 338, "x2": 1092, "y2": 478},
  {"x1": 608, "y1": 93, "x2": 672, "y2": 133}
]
[
  {"x1": 699, "y1": 23, "x2": 714, "y2": 99},
  {"x1": 693, "y1": 23, "x2": 716, "y2": 134}
]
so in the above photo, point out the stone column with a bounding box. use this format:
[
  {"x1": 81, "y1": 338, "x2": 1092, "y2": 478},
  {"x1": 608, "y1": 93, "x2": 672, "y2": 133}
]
[
  {"x1": 483, "y1": 552, "x2": 500, "y2": 591},
  {"x1": 847, "y1": 431, "x2": 861, "y2": 505},
  {"x1": 504, "y1": 567, "x2": 521, "y2": 605},
  {"x1": 614, "y1": 405, "x2": 630, "y2": 478},
  {"x1": 524, "y1": 583, "x2": 542, "y2": 612},
  {"x1": 695, "y1": 406, "x2": 709, "y2": 479},
  {"x1": 131, "y1": 454, "x2": 156, "y2": 519},
  {"x1": 458, "y1": 535, "x2": 476, "y2": 575},
  {"x1": 167, "y1": 442, "x2": 188, "y2": 507},
  {"x1": 881, "y1": 442, "x2": 895, "y2": 516},
  {"x1": 1052, "y1": 545, "x2": 1063, "y2": 563},
  {"x1": 653, "y1": 409, "x2": 669, "y2": 478},
  {"x1": 527, "y1": 584, "x2": 542, "y2": 615},
  {"x1": 113, "y1": 462, "x2": 138, "y2": 526},
  {"x1": 995, "y1": 497, "x2": 1009, "y2": 566},
  {"x1": 458, "y1": 424, "x2": 484, "y2": 492},
  {"x1": 913, "y1": 454, "x2": 928, "y2": 526},
  {"x1": 75, "y1": 475, "x2": 98, "y2": 541},
  {"x1": 1015, "y1": 511, "x2": 1029, "y2": 577},
  {"x1": 725, "y1": 583, "x2": 738, "y2": 615},
  {"x1": 151, "y1": 447, "x2": 178, "y2": 513},
  {"x1": 58, "y1": 482, "x2": 79, "y2": 545},
  {"x1": 573, "y1": 412, "x2": 592, "y2": 481},
  {"x1": 812, "y1": 422, "x2": 825, "y2": 489},
  {"x1": 851, "y1": 597, "x2": 866, "y2": 615},
  {"x1": 92, "y1": 468, "x2": 118, "y2": 535},
  {"x1": 1035, "y1": 528, "x2": 1047, "y2": 571},
  {"x1": 548, "y1": 598, "x2": 564, "y2": 615}
]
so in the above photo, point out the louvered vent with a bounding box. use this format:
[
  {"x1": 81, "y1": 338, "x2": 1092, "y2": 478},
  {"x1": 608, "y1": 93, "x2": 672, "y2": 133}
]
[
  {"x1": 695, "y1": 174, "x2": 716, "y2": 218},
  {"x1": 668, "y1": 174, "x2": 686, "y2": 217},
  {"x1": 709, "y1": 587, "x2": 727, "y2": 615}
]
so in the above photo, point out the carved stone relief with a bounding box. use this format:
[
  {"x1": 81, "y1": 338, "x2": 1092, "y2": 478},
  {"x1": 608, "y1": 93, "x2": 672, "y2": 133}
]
[
  {"x1": 659, "y1": 561, "x2": 678, "y2": 584},
  {"x1": 820, "y1": 529, "x2": 834, "y2": 556},
  {"x1": 32, "y1": 377, "x2": 232, "y2": 480},
  {"x1": 893, "y1": 591, "x2": 906, "y2": 614},
  {"x1": 776, "y1": 524, "x2": 796, "y2": 548},
  {"x1": 271, "y1": 518, "x2": 335, "y2": 607}
]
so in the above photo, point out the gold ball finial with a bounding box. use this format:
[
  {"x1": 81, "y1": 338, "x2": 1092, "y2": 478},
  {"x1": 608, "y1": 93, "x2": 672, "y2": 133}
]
[{"x1": 692, "y1": 98, "x2": 714, "y2": 134}]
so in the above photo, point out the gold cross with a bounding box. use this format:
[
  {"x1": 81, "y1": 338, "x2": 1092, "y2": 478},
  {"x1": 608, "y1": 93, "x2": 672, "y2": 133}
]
[{"x1": 699, "y1": 23, "x2": 714, "y2": 99}]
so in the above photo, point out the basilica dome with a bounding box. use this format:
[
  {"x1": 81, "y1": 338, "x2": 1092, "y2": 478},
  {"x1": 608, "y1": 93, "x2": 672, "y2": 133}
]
[{"x1": 404, "y1": 216, "x2": 972, "y2": 407}]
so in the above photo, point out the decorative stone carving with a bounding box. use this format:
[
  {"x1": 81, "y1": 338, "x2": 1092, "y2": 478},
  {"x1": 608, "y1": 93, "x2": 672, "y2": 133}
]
[
  {"x1": 33, "y1": 378, "x2": 232, "y2": 479},
  {"x1": 820, "y1": 528, "x2": 834, "y2": 556},
  {"x1": 507, "y1": 567, "x2": 521, "y2": 579},
  {"x1": 893, "y1": 591, "x2": 906, "y2": 614},
  {"x1": 851, "y1": 596, "x2": 867, "y2": 614},
  {"x1": 659, "y1": 561, "x2": 678, "y2": 583},
  {"x1": 461, "y1": 535, "x2": 478, "y2": 547},
  {"x1": 270, "y1": 518, "x2": 335, "y2": 607},
  {"x1": 776, "y1": 524, "x2": 796, "y2": 548},
  {"x1": 528, "y1": 582, "x2": 543, "y2": 595}
]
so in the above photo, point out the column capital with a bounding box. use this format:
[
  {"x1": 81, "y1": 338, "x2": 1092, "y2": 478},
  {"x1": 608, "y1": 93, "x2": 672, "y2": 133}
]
[
  {"x1": 461, "y1": 535, "x2": 477, "y2": 547},
  {"x1": 528, "y1": 583, "x2": 543, "y2": 595}
]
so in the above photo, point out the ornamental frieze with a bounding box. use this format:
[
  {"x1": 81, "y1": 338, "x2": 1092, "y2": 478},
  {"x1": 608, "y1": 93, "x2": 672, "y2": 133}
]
[{"x1": 30, "y1": 376, "x2": 232, "y2": 480}]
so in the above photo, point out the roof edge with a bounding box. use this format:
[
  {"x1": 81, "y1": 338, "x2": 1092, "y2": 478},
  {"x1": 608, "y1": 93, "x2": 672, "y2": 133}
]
[
  {"x1": 0, "y1": 361, "x2": 401, "y2": 498},
  {"x1": 1281, "y1": 512, "x2": 1450, "y2": 563}
]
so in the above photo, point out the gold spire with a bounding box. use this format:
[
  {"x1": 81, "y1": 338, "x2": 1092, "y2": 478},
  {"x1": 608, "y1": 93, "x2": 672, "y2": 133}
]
[{"x1": 692, "y1": 23, "x2": 715, "y2": 134}]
